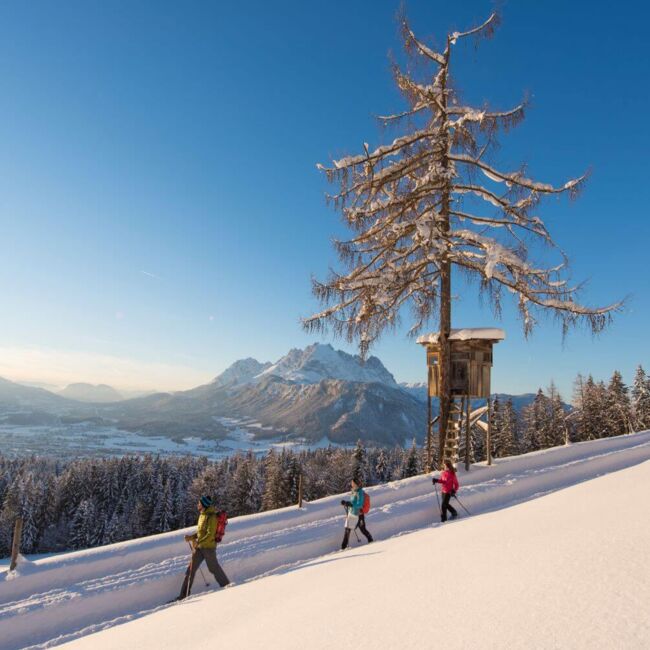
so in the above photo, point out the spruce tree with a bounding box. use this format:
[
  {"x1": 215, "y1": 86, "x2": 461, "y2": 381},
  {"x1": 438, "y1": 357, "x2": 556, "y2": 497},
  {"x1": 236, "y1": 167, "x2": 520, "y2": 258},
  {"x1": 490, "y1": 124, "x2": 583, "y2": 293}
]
[
  {"x1": 401, "y1": 439, "x2": 421, "y2": 478},
  {"x1": 605, "y1": 371, "x2": 631, "y2": 436},
  {"x1": 375, "y1": 448, "x2": 390, "y2": 482},
  {"x1": 547, "y1": 382, "x2": 567, "y2": 447},
  {"x1": 262, "y1": 450, "x2": 287, "y2": 511},
  {"x1": 501, "y1": 398, "x2": 519, "y2": 457},
  {"x1": 351, "y1": 439, "x2": 369, "y2": 485},
  {"x1": 632, "y1": 365, "x2": 650, "y2": 430}
]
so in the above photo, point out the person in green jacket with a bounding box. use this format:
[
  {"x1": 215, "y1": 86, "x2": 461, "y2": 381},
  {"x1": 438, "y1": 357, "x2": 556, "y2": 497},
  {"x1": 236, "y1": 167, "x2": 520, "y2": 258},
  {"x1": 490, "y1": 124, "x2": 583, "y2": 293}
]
[{"x1": 176, "y1": 495, "x2": 230, "y2": 600}]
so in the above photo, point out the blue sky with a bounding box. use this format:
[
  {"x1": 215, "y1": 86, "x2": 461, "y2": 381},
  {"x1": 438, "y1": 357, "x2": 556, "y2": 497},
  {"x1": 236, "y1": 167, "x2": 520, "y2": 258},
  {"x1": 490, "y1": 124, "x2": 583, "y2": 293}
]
[{"x1": 0, "y1": 0, "x2": 648, "y2": 397}]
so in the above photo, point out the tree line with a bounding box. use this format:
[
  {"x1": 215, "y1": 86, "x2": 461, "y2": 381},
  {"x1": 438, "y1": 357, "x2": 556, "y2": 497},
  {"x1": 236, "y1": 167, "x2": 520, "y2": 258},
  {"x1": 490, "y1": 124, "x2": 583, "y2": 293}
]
[{"x1": 1, "y1": 365, "x2": 648, "y2": 558}]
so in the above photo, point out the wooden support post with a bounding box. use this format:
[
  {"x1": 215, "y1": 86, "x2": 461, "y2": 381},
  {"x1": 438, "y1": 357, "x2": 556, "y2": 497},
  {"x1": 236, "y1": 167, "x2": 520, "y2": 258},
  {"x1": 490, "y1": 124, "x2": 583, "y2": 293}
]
[
  {"x1": 426, "y1": 374, "x2": 432, "y2": 472},
  {"x1": 297, "y1": 474, "x2": 303, "y2": 508},
  {"x1": 10, "y1": 518, "x2": 23, "y2": 572},
  {"x1": 486, "y1": 397, "x2": 492, "y2": 466},
  {"x1": 464, "y1": 395, "x2": 471, "y2": 471}
]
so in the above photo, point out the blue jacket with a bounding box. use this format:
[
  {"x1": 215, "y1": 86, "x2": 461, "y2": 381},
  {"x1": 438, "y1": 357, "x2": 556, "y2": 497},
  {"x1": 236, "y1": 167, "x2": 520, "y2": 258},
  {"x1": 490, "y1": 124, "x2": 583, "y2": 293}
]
[{"x1": 349, "y1": 487, "x2": 365, "y2": 516}]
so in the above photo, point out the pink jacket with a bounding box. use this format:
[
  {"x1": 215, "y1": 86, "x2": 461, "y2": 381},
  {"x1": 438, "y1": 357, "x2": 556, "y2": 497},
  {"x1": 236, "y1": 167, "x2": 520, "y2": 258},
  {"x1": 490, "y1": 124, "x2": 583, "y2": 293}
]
[{"x1": 438, "y1": 470, "x2": 459, "y2": 495}]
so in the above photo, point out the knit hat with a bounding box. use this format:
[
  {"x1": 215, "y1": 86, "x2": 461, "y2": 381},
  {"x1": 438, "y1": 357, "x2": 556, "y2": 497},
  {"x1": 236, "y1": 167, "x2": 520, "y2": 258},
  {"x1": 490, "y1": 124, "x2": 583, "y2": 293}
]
[{"x1": 200, "y1": 495, "x2": 213, "y2": 508}]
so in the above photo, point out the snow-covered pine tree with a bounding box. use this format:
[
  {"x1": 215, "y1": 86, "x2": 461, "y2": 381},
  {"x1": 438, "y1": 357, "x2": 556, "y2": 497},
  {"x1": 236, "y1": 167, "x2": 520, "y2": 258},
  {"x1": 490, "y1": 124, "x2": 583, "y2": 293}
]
[
  {"x1": 631, "y1": 365, "x2": 650, "y2": 431},
  {"x1": 151, "y1": 479, "x2": 174, "y2": 533},
  {"x1": 572, "y1": 374, "x2": 601, "y2": 441},
  {"x1": 282, "y1": 450, "x2": 302, "y2": 505},
  {"x1": 490, "y1": 396, "x2": 504, "y2": 457},
  {"x1": 401, "y1": 439, "x2": 421, "y2": 478},
  {"x1": 501, "y1": 398, "x2": 519, "y2": 456},
  {"x1": 351, "y1": 439, "x2": 369, "y2": 485},
  {"x1": 305, "y1": 11, "x2": 621, "y2": 464},
  {"x1": 229, "y1": 452, "x2": 263, "y2": 516},
  {"x1": 262, "y1": 449, "x2": 288, "y2": 511},
  {"x1": 547, "y1": 382, "x2": 567, "y2": 447},
  {"x1": 374, "y1": 448, "x2": 390, "y2": 483},
  {"x1": 605, "y1": 370, "x2": 631, "y2": 436},
  {"x1": 521, "y1": 389, "x2": 549, "y2": 452},
  {"x1": 70, "y1": 499, "x2": 97, "y2": 550}
]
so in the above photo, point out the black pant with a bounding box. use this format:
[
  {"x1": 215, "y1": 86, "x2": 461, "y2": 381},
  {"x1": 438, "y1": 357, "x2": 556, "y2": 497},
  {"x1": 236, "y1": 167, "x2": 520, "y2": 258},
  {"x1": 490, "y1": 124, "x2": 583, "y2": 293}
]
[
  {"x1": 440, "y1": 493, "x2": 457, "y2": 522},
  {"x1": 341, "y1": 513, "x2": 373, "y2": 549},
  {"x1": 179, "y1": 547, "x2": 230, "y2": 599}
]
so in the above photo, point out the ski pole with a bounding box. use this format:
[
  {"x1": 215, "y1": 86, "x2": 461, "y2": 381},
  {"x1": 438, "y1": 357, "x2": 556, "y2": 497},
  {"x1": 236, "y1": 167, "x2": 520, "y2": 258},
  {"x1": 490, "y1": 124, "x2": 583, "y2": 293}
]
[
  {"x1": 187, "y1": 541, "x2": 209, "y2": 588},
  {"x1": 343, "y1": 504, "x2": 361, "y2": 543},
  {"x1": 453, "y1": 495, "x2": 472, "y2": 516},
  {"x1": 353, "y1": 519, "x2": 361, "y2": 543},
  {"x1": 433, "y1": 480, "x2": 441, "y2": 517},
  {"x1": 185, "y1": 544, "x2": 194, "y2": 599}
]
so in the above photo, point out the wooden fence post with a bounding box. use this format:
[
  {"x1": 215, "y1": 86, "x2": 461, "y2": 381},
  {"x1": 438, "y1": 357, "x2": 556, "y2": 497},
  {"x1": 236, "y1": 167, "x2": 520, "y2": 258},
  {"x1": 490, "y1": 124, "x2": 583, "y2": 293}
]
[
  {"x1": 9, "y1": 518, "x2": 23, "y2": 572},
  {"x1": 297, "y1": 474, "x2": 303, "y2": 508},
  {"x1": 486, "y1": 397, "x2": 492, "y2": 466}
]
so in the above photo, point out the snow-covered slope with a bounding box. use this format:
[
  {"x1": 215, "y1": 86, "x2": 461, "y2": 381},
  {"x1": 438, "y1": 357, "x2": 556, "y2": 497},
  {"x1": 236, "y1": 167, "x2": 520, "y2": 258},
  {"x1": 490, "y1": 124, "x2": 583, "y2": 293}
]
[
  {"x1": 210, "y1": 358, "x2": 272, "y2": 389},
  {"x1": 2, "y1": 432, "x2": 649, "y2": 650},
  {"x1": 256, "y1": 343, "x2": 398, "y2": 386},
  {"x1": 62, "y1": 457, "x2": 650, "y2": 650}
]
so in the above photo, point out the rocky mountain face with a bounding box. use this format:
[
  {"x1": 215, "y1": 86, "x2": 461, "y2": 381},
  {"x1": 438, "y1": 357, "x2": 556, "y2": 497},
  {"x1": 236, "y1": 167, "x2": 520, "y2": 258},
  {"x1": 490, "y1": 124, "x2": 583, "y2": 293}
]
[
  {"x1": 254, "y1": 343, "x2": 398, "y2": 387},
  {"x1": 115, "y1": 345, "x2": 423, "y2": 445}
]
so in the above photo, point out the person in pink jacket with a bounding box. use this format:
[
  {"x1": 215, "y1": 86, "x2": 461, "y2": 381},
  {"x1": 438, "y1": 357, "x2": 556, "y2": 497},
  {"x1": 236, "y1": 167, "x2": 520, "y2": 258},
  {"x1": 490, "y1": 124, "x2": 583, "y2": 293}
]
[{"x1": 432, "y1": 460, "x2": 460, "y2": 522}]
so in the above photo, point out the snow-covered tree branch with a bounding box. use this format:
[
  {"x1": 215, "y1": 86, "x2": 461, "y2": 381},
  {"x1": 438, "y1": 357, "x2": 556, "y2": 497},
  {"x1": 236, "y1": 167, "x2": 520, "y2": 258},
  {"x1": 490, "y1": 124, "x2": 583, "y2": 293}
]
[{"x1": 304, "y1": 12, "x2": 621, "y2": 357}]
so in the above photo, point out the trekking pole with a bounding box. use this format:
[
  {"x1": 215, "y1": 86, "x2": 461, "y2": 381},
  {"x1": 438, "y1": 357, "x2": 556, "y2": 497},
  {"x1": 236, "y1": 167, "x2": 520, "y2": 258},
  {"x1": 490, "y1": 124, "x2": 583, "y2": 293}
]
[
  {"x1": 343, "y1": 504, "x2": 361, "y2": 543},
  {"x1": 433, "y1": 481, "x2": 441, "y2": 518},
  {"x1": 353, "y1": 519, "x2": 361, "y2": 543},
  {"x1": 187, "y1": 541, "x2": 209, "y2": 588},
  {"x1": 453, "y1": 495, "x2": 472, "y2": 516},
  {"x1": 185, "y1": 545, "x2": 194, "y2": 599}
]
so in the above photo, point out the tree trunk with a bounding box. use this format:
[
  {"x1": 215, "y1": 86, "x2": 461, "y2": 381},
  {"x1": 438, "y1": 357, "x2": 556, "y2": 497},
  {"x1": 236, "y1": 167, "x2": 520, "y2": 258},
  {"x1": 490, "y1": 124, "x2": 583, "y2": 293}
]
[{"x1": 437, "y1": 51, "x2": 452, "y2": 469}]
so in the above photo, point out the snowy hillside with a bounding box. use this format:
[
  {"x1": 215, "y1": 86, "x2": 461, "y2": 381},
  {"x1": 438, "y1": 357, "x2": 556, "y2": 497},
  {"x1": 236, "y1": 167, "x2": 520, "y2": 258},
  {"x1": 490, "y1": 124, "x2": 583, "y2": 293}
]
[
  {"x1": 61, "y1": 457, "x2": 650, "y2": 650},
  {"x1": 209, "y1": 358, "x2": 272, "y2": 389},
  {"x1": 1, "y1": 431, "x2": 648, "y2": 650}
]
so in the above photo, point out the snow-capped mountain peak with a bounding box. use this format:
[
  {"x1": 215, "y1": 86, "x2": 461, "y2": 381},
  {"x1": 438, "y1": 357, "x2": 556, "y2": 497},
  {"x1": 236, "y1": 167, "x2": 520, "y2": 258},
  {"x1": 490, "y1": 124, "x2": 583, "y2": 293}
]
[
  {"x1": 211, "y1": 358, "x2": 272, "y2": 389},
  {"x1": 256, "y1": 343, "x2": 398, "y2": 386}
]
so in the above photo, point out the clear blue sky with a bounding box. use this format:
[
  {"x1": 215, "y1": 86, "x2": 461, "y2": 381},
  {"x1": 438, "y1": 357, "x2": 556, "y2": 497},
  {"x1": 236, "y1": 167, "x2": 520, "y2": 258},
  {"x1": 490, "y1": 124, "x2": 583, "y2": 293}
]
[{"x1": 0, "y1": 0, "x2": 648, "y2": 397}]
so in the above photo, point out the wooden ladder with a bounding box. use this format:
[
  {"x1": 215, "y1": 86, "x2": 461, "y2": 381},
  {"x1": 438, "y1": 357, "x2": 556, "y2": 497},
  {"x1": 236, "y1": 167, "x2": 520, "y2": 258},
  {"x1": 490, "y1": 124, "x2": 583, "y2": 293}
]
[{"x1": 442, "y1": 397, "x2": 465, "y2": 467}]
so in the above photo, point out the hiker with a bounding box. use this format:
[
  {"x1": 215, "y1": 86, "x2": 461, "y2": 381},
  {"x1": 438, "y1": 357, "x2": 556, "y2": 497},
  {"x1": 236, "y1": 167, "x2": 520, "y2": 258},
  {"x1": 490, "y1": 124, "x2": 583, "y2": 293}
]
[
  {"x1": 340, "y1": 477, "x2": 373, "y2": 549},
  {"x1": 432, "y1": 460, "x2": 460, "y2": 522},
  {"x1": 176, "y1": 495, "x2": 230, "y2": 600}
]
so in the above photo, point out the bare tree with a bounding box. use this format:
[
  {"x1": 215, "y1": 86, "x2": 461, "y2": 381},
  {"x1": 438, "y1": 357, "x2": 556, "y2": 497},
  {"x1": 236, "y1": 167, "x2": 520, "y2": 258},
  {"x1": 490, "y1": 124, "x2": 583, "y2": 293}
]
[{"x1": 304, "y1": 12, "x2": 621, "y2": 461}]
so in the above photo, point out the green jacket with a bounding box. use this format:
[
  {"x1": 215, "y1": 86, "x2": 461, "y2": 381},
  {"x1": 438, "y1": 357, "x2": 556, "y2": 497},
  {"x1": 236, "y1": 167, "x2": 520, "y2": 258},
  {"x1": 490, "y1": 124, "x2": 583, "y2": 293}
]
[{"x1": 194, "y1": 506, "x2": 217, "y2": 549}]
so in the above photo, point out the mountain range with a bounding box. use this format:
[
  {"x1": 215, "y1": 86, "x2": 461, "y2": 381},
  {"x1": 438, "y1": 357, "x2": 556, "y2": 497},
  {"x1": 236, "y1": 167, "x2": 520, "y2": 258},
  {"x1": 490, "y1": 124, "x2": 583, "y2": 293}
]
[{"x1": 0, "y1": 343, "x2": 557, "y2": 446}]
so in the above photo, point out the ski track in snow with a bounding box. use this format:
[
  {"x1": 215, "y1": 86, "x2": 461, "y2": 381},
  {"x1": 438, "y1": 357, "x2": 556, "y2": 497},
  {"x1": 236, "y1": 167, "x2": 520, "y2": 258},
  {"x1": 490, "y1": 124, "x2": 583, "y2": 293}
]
[{"x1": 1, "y1": 431, "x2": 649, "y2": 650}]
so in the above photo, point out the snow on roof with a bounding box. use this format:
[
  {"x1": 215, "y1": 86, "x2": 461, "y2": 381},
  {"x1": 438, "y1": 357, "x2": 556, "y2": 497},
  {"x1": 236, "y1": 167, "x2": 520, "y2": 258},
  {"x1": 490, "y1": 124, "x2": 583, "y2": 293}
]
[{"x1": 416, "y1": 328, "x2": 506, "y2": 345}]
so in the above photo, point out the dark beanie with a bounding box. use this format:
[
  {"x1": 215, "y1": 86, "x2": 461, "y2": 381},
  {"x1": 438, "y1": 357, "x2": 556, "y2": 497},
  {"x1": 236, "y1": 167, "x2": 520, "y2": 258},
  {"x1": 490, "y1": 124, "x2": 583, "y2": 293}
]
[{"x1": 200, "y1": 495, "x2": 213, "y2": 508}]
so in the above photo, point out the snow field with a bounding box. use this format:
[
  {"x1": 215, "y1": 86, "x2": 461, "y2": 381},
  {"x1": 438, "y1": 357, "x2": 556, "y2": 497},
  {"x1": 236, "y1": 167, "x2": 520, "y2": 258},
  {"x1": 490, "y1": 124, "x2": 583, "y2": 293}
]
[
  {"x1": 60, "y1": 458, "x2": 650, "y2": 650},
  {"x1": 1, "y1": 430, "x2": 649, "y2": 649}
]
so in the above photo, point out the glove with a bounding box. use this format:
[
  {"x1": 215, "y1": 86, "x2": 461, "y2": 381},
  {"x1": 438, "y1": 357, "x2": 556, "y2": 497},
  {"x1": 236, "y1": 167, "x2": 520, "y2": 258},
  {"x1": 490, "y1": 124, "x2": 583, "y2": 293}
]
[
  {"x1": 432, "y1": 478, "x2": 439, "y2": 484},
  {"x1": 451, "y1": 490, "x2": 457, "y2": 497},
  {"x1": 341, "y1": 500, "x2": 347, "y2": 507},
  {"x1": 184, "y1": 534, "x2": 193, "y2": 543}
]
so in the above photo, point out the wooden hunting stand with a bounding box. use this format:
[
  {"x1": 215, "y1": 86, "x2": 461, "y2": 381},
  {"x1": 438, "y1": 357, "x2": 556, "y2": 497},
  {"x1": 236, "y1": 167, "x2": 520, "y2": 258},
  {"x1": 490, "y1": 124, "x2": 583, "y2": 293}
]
[{"x1": 417, "y1": 328, "x2": 505, "y2": 471}]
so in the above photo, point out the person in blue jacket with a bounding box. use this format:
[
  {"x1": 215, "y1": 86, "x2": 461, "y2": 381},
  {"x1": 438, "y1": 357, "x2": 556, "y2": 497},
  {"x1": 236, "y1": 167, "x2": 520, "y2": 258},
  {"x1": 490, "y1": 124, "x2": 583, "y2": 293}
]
[{"x1": 340, "y1": 477, "x2": 373, "y2": 549}]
